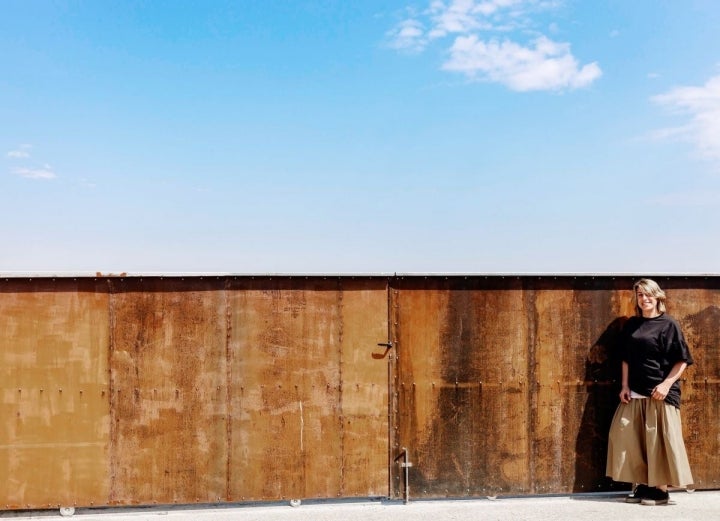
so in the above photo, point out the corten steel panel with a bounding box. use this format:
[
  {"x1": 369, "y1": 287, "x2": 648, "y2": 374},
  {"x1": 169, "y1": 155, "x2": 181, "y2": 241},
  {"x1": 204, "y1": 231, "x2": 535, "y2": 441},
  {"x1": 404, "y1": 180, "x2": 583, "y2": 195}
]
[
  {"x1": 108, "y1": 278, "x2": 228, "y2": 505},
  {"x1": 337, "y1": 279, "x2": 391, "y2": 497},
  {"x1": 227, "y1": 278, "x2": 389, "y2": 501},
  {"x1": 390, "y1": 276, "x2": 720, "y2": 499},
  {"x1": 391, "y1": 277, "x2": 531, "y2": 498},
  {"x1": 530, "y1": 277, "x2": 632, "y2": 494},
  {"x1": 658, "y1": 278, "x2": 720, "y2": 490},
  {"x1": 0, "y1": 279, "x2": 110, "y2": 510}
]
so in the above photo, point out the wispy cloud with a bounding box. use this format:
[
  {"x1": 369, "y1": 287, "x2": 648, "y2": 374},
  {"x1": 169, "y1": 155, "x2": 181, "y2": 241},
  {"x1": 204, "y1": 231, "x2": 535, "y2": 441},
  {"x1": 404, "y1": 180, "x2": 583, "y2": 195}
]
[
  {"x1": 651, "y1": 74, "x2": 720, "y2": 163},
  {"x1": 6, "y1": 144, "x2": 58, "y2": 180},
  {"x1": 443, "y1": 35, "x2": 601, "y2": 91},
  {"x1": 6, "y1": 144, "x2": 32, "y2": 159},
  {"x1": 387, "y1": 0, "x2": 601, "y2": 92},
  {"x1": 14, "y1": 165, "x2": 57, "y2": 180},
  {"x1": 387, "y1": 18, "x2": 428, "y2": 52}
]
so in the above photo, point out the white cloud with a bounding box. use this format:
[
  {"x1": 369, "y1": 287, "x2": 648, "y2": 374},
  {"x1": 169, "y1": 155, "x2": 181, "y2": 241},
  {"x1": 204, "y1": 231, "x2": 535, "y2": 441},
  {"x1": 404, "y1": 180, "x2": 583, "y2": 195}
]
[
  {"x1": 651, "y1": 74, "x2": 720, "y2": 162},
  {"x1": 7, "y1": 144, "x2": 32, "y2": 159},
  {"x1": 443, "y1": 35, "x2": 601, "y2": 91},
  {"x1": 388, "y1": 0, "x2": 601, "y2": 92},
  {"x1": 14, "y1": 165, "x2": 57, "y2": 180},
  {"x1": 387, "y1": 18, "x2": 427, "y2": 52},
  {"x1": 428, "y1": 0, "x2": 491, "y2": 38}
]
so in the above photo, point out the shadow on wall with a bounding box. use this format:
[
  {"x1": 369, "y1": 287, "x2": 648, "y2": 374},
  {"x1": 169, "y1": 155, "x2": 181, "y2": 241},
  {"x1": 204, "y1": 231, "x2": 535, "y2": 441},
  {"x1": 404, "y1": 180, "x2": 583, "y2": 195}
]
[{"x1": 574, "y1": 316, "x2": 629, "y2": 493}]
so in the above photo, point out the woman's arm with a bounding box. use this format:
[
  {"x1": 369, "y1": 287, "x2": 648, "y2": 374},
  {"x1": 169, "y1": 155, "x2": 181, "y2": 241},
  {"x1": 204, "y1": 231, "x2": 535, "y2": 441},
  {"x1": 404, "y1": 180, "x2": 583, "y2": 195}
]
[
  {"x1": 619, "y1": 361, "x2": 631, "y2": 403},
  {"x1": 651, "y1": 361, "x2": 688, "y2": 401}
]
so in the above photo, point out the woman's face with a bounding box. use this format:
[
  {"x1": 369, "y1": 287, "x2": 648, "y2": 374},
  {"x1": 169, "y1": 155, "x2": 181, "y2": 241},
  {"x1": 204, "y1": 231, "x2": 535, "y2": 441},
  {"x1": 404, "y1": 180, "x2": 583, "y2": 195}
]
[{"x1": 636, "y1": 288, "x2": 659, "y2": 317}]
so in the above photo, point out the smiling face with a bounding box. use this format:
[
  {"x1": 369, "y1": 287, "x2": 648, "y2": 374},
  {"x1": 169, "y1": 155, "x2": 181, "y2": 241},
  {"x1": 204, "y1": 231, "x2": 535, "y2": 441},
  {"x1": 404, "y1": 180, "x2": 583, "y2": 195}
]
[
  {"x1": 636, "y1": 288, "x2": 660, "y2": 318},
  {"x1": 632, "y1": 278, "x2": 667, "y2": 318}
]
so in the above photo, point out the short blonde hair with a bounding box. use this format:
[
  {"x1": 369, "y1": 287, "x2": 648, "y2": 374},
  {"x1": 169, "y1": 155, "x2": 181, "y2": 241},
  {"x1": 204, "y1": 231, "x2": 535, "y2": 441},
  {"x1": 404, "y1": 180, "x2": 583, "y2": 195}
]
[{"x1": 632, "y1": 278, "x2": 667, "y2": 316}]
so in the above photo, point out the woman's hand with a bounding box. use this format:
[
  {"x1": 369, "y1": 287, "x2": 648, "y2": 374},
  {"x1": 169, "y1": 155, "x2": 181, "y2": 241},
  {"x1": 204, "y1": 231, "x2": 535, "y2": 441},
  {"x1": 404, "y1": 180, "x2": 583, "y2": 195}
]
[
  {"x1": 652, "y1": 380, "x2": 672, "y2": 401},
  {"x1": 619, "y1": 386, "x2": 631, "y2": 403}
]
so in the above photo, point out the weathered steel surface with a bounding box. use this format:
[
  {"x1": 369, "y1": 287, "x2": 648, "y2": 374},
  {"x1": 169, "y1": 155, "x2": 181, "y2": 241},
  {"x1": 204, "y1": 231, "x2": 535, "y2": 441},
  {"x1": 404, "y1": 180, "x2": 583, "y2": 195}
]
[
  {"x1": 391, "y1": 277, "x2": 531, "y2": 498},
  {"x1": 0, "y1": 275, "x2": 718, "y2": 510},
  {"x1": 227, "y1": 278, "x2": 389, "y2": 501},
  {"x1": 391, "y1": 276, "x2": 720, "y2": 498},
  {"x1": 0, "y1": 278, "x2": 110, "y2": 510},
  {"x1": 108, "y1": 278, "x2": 229, "y2": 505},
  {"x1": 664, "y1": 278, "x2": 720, "y2": 490}
]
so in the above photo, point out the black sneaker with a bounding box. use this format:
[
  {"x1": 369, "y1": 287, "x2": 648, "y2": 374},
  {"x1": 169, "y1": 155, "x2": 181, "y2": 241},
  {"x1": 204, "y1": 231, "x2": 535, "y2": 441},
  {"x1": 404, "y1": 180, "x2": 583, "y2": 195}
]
[
  {"x1": 625, "y1": 484, "x2": 651, "y2": 503},
  {"x1": 640, "y1": 487, "x2": 669, "y2": 506}
]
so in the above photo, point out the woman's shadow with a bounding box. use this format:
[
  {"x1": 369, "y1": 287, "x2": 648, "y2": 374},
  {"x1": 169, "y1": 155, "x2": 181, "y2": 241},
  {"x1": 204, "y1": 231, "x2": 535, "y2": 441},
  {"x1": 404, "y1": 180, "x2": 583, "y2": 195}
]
[{"x1": 573, "y1": 316, "x2": 631, "y2": 493}]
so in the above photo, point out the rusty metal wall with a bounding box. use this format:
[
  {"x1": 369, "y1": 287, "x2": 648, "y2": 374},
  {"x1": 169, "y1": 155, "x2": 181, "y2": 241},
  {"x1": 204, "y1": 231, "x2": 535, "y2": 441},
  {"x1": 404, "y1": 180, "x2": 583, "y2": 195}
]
[
  {"x1": 1, "y1": 275, "x2": 718, "y2": 510},
  {"x1": 225, "y1": 278, "x2": 389, "y2": 502},
  {"x1": 0, "y1": 276, "x2": 389, "y2": 510},
  {"x1": 390, "y1": 276, "x2": 720, "y2": 498},
  {"x1": 0, "y1": 279, "x2": 110, "y2": 510}
]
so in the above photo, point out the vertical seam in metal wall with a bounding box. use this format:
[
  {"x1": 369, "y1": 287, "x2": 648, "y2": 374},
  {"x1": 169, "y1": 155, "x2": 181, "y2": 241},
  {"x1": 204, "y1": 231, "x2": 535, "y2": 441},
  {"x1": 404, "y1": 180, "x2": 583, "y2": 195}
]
[
  {"x1": 107, "y1": 278, "x2": 117, "y2": 504},
  {"x1": 337, "y1": 278, "x2": 345, "y2": 498},
  {"x1": 387, "y1": 275, "x2": 396, "y2": 499},
  {"x1": 525, "y1": 278, "x2": 538, "y2": 493},
  {"x1": 224, "y1": 277, "x2": 232, "y2": 502}
]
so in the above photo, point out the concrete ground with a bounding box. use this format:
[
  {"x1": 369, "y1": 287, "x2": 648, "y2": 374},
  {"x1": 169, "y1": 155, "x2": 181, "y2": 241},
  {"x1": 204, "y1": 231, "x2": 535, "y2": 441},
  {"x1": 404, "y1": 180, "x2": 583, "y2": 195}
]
[{"x1": 2, "y1": 490, "x2": 720, "y2": 521}]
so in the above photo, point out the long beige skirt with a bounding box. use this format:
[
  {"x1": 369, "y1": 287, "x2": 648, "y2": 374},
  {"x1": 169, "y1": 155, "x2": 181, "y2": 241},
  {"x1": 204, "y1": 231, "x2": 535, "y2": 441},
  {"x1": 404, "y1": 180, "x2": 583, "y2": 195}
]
[{"x1": 606, "y1": 398, "x2": 693, "y2": 488}]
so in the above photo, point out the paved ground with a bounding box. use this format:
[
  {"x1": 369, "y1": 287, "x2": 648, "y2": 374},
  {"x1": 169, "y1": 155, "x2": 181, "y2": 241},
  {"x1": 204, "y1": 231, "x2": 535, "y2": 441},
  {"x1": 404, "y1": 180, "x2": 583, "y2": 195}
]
[{"x1": 2, "y1": 490, "x2": 720, "y2": 521}]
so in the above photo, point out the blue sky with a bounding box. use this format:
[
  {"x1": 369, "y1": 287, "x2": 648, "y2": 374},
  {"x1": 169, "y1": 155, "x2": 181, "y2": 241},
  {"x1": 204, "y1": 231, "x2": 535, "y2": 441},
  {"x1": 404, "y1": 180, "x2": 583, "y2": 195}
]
[{"x1": 2, "y1": 0, "x2": 720, "y2": 274}]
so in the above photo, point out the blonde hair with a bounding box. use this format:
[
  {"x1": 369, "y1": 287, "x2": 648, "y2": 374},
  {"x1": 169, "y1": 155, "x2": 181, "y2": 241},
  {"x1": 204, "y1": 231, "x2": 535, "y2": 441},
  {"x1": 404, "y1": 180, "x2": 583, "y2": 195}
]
[{"x1": 632, "y1": 278, "x2": 667, "y2": 316}]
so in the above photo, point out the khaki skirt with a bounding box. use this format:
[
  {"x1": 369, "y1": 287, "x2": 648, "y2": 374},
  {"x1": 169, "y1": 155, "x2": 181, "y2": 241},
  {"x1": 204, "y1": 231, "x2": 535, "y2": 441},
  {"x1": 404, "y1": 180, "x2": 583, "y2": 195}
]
[{"x1": 606, "y1": 398, "x2": 693, "y2": 488}]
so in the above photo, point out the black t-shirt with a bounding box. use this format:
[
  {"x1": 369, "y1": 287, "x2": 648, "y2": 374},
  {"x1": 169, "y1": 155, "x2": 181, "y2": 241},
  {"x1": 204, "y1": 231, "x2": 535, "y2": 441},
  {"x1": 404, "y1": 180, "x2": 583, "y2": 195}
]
[{"x1": 620, "y1": 313, "x2": 694, "y2": 408}]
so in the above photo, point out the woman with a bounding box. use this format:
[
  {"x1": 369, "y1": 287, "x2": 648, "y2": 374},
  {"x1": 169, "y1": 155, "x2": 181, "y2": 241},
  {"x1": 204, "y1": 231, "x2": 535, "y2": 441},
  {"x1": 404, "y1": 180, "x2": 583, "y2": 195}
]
[{"x1": 606, "y1": 278, "x2": 694, "y2": 506}]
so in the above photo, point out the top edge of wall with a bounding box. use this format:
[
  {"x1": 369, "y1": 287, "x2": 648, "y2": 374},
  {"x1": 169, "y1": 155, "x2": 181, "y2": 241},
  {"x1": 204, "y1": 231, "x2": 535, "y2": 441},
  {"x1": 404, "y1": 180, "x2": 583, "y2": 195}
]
[{"x1": 0, "y1": 271, "x2": 718, "y2": 279}]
